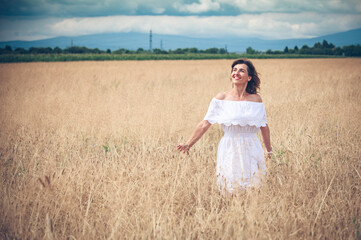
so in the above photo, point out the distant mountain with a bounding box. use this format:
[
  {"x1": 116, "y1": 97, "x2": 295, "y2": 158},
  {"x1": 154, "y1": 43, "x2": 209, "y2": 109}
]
[{"x1": 1, "y1": 28, "x2": 360, "y2": 52}]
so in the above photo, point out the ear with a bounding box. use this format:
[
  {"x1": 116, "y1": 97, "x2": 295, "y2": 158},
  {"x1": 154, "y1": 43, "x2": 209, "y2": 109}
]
[{"x1": 248, "y1": 77, "x2": 252, "y2": 82}]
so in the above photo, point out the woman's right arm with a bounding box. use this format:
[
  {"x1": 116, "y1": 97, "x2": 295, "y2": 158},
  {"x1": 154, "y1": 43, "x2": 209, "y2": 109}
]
[{"x1": 177, "y1": 120, "x2": 211, "y2": 155}]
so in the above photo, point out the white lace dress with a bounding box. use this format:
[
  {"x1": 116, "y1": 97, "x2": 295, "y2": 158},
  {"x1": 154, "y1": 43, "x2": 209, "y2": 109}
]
[{"x1": 204, "y1": 98, "x2": 267, "y2": 193}]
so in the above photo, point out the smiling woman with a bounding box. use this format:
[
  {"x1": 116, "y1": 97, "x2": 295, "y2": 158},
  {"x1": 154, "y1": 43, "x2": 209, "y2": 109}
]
[{"x1": 177, "y1": 58, "x2": 272, "y2": 194}]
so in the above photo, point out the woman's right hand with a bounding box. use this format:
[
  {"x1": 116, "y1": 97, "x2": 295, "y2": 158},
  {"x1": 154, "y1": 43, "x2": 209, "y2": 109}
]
[{"x1": 177, "y1": 144, "x2": 190, "y2": 155}]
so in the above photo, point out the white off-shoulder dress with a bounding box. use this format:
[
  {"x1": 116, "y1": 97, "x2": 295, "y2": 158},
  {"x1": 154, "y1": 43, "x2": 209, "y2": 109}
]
[{"x1": 204, "y1": 98, "x2": 267, "y2": 193}]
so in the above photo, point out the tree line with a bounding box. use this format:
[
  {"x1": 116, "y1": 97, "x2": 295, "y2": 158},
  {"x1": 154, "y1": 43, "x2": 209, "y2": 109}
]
[
  {"x1": 247, "y1": 40, "x2": 361, "y2": 56},
  {"x1": 0, "y1": 46, "x2": 228, "y2": 55},
  {"x1": 0, "y1": 40, "x2": 360, "y2": 56},
  {"x1": 0, "y1": 46, "x2": 107, "y2": 54}
]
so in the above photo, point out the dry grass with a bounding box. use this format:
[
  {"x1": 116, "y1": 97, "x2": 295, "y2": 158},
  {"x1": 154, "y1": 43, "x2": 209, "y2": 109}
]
[{"x1": 0, "y1": 59, "x2": 360, "y2": 239}]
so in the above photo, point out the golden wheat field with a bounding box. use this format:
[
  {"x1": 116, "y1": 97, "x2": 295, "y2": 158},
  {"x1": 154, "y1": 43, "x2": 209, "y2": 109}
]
[{"x1": 0, "y1": 58, "x2": 360, "y2": 239}]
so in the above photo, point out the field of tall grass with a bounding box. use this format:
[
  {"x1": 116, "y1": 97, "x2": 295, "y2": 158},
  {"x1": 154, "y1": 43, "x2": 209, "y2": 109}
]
[{"x1": 0, "y1": 59, "x2": 360, "y2": 239}]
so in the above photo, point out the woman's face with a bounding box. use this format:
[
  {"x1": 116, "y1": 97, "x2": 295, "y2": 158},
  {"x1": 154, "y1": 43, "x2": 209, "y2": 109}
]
[{"x1": 231, "y1": 63, "x2": 252, "y2": 86}]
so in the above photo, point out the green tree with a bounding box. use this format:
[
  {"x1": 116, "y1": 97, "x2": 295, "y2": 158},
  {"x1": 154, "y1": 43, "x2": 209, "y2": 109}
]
[
  {"x1": 172, "y1": 48, "x2": 185, "y2": 54},
  {"x1": 246, "y1": 47, "x2": 256, "y2": 54},
  {"x1": 153, "y1": 48, "x2": 168, "y2": 54},
  {"x1": 219, "y1": 48, "x2": 227, "y2": 54},
  {"x1": 343, "y1": 44, "x2": 361, "y2": 56},
  {"x1": 91, "y1": 48, "x2": 102, "y2": 54},
  {"x1": 205, "y1": 48, "x2": 219, "y2": 54},
  {"x1": 313, "y1": 42, "x2": 322, "y2": 49},
  {"x1": 14, "y1": 47, "x2": 27, "y2": 54},
  {"x1": 53, "y1": 47, "x2": 62, "y2": 54},
  {"x1": 29, "y1": 47, "x2": 52, "y2": 54},
  {"x1": 136, "y1": 48, "x2": 144, "y2": 53},
  {"x1": 189, "y1": 47, "x2": 198, "y2": 53},
  {"x1": 5, "y1": 45, "x2": 12, "y2": 52}
]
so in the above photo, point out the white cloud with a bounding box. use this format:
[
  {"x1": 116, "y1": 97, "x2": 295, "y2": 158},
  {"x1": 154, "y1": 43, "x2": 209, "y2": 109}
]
[
  {"x1": 217, "y1": 0, "x2": 361, "y2": 13},
  {"x1": 174, "y1": 0, "x2": 221, "y2": 13},
  {"x1": 152, "y1": 7, "x2": 166, "y2": 14},
  {"x1": 0, "y1": 13, "x2": 360, "y2": 41},
  {"x1": 50, "y1": 13, "x2": 361, "y2": 39}
]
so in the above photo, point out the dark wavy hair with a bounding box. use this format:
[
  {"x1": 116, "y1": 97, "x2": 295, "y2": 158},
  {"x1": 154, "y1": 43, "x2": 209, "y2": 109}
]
[{"x1": 231, "y1": 58, "x2": 260, "y2": 94}]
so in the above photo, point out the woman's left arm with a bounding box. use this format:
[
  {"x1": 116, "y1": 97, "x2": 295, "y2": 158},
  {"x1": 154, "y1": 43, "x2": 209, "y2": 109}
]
[{"x1": 260, "y1": 124, "x2": 272, "y2": 159}]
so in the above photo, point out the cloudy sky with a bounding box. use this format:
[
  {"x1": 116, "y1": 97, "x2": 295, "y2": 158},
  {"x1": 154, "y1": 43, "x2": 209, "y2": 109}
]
[{"x1": 0, "y1": 0, "x2": 361, "y2": 41}]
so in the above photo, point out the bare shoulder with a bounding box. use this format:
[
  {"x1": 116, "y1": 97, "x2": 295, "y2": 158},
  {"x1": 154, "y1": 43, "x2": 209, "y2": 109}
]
[
  {"x1": 214, "y1": 92, "x2": 226, "y2": 100},
  {"x1": 248, "y1": 93, "x2": 263, "y2": 103}
]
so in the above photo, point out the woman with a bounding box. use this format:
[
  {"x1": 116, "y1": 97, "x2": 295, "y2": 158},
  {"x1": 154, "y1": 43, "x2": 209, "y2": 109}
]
[{"x1": 177, "y1": 58, "x2": 272, "y2": 194}]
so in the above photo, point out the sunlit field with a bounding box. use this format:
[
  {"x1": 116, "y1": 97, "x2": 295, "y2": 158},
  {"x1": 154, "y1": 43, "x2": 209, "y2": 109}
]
[{"x1": 0, "y1": 59, "x2": 360, "y2": 239}]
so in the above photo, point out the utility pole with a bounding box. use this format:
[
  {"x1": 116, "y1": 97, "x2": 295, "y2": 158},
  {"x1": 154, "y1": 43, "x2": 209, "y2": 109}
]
[{"x1": 149, "y1": 30, "x2": 153, "y2": 52}]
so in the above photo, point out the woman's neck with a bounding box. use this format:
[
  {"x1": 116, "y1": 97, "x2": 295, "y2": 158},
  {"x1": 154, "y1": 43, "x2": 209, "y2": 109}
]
[{"x1": 230, "y1": 84, "x2": 248, "y2": 100}]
